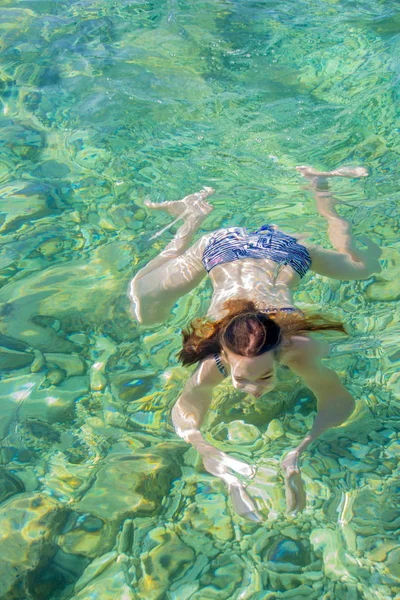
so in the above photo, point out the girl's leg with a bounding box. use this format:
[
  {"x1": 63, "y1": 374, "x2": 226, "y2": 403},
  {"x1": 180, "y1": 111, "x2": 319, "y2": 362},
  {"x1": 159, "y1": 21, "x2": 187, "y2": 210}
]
[
  {"x1": 134, "y1": 187, "x2": 214, "y2": 281},
  {"x1": 296, "y1": 166, "x2": 381, "y2": 279},
  {"x1": 296, "y1": 166, "x2": 368, "y2": 262},
  {"x1": 130, "y1": 187, "x2": 214, "y2": 324}
]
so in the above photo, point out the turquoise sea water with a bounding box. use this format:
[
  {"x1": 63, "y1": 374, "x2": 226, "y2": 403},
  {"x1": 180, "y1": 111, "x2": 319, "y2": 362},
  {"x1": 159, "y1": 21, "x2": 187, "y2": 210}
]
[{"x1": 0, "y1": 0, "x2": 400, "y2": 598}]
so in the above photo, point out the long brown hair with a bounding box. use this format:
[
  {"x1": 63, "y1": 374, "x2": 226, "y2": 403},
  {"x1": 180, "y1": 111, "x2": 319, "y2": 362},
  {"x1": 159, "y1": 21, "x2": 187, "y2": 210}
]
[{"x1": 178, "y1": 299, "x2": 346, "y2": 367}]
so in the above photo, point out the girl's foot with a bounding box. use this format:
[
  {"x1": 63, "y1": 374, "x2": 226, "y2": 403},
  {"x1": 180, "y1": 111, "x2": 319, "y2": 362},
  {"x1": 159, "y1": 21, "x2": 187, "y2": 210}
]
[
  {"x1": 146, "y1": 187, "x2": 215, "y2": 239},
  {"x1": 144, "y1": 187, "x2": 215, "y2": 218},
  {"x1": 296, "y1": 165, "x2": 369, "y2": 179}
]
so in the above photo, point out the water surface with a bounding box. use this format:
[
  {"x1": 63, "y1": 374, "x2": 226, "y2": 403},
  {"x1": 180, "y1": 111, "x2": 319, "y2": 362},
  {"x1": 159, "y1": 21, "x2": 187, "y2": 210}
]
[{"x1": 0, "y1": 1, "x2": 399, "y2": 599}]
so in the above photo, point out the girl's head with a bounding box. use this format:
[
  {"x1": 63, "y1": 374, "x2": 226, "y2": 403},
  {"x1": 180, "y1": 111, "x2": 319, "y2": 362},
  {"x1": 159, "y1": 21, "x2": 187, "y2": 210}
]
[
  {"x1": 178, "y1": 299, "x2": 345, "y2": 397},
  {"x1": 219, "y1": 310, "x2": 281, "y2": 396}
]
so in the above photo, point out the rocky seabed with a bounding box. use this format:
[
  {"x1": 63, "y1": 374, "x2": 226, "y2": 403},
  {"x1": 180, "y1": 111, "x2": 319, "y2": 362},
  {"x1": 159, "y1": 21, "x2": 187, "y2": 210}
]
[{"x1": 1, "y1": 0, "x2": 400, "y2": 598}]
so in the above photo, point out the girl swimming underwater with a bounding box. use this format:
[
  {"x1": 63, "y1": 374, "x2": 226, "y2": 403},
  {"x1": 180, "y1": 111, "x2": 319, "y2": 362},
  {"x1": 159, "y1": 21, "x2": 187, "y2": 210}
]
[{"x1": 130, "y1": 166, "x2": 382, "y2": 519}]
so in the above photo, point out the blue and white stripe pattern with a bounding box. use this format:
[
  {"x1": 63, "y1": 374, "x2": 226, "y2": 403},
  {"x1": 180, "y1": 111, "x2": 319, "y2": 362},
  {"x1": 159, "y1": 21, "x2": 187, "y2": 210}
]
[
  {"x1": 202, "y1": 225, "x2": 311, "y2": 278},
  {"x1": 214, "y1": 353, "x2": 228, "y2": 377}
]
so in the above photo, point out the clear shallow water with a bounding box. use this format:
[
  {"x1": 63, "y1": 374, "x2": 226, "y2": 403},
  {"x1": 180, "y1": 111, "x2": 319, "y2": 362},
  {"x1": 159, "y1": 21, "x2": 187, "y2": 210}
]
[{"x1": 0, "y1": 0, "x2": 399, "y2": 598}]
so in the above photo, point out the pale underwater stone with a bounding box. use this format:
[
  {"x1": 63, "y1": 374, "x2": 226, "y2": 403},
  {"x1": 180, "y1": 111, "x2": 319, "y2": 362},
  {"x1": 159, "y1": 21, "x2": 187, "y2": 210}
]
[
  {"x1": 75, "y1": 447, "x2": 181, "y2": 521},
  {"x1": 39, "y1": 452, "x2": 93, "y2": 503},
  {"x1": 45, "y1": 367, "x2": 67, "y2": 386},
  {"x1": 73, "y1": 551, "x2": 118, "y2": 594},
  {"x1": 366, "y1": 540, "x2": 400, "y2": 563},
  {"x1": 90, "y1": 367, "x2": 107, "y2": 391},
  {"x1": 366, "y1": 277, "x2": 400, "y2": 302},
  {"x1": 89, "y1": 334, "x2": 117, "y2": 392},
  {"x1": 0, "y1": 372, "x2": 88, "y2": 441},
  {"x1": 30, "y1": 349, "x2": 46, "y2": 372},
  {"x1": 71, "y1": 556, "x2": 137, "y2": 600},
  {"x1": 225, "y1": 420, "x2": 261, "y2": 444},
  {"x1": 0, "y1": 180, "x2": 56, "y2": 232},
  {"x1": 58, "y1": 512, "x2": 115, "y2": 559},
  {"x1": 0, "y1": 345, "x2": 34, "y2": 370},
  {"x1": 0, "y1": 493, "x2": 66, "y2": 598},
  {"x1": 383, "y1": 546, "x2": 400, "y2": 579},
  {"x1": 44, "y1": 352, "x2": 87, "y2": 377},
  {"x1": 68, "y1": 333, "x2": 89, "y2": 346},
  {"x1": 193, "y1": 491, "x2": 234, "y2": 542},
  {"x1": 198, "y1": 553, "x2": 245, "y2": 599},
  {"x1": 17, "y1": 374, "x2": 89, "y2": 423},
  {"x1": 0, "y1": 466, "x2": 25, "y2": 502},
  {"x1": 265, "y1": 418, "x2": 285, "y2": 440},
  {"x1": 0, "y1": 240, "x2": 130, "y2": 352},
  {"x1": 310, "y1": 528, "x2": 359, "y2": 583},
  {"x1": 265, "y1": 537, "x2": 311, "y2": 573},
  {"x1": 98, "y1": 213, "x2": 119, "y2": 232},
  {"x1": 138, "y1": 528, "x2": 195, "y2": 600}
]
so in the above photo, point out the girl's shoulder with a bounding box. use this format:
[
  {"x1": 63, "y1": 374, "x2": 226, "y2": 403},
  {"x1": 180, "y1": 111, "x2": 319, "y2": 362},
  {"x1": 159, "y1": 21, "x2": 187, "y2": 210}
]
[
  {"x1": 190, "y1": 354, "x2": 227, "y2": 389},
  {"x1": 279, "y1": 334, "x2": 330, "y2": 368}
]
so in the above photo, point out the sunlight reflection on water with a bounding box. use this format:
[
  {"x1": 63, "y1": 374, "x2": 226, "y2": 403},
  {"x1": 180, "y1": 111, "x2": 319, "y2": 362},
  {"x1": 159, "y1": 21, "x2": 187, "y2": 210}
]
[{"x1": 0, "y1": 0, "x2": 399, "y2": 598}]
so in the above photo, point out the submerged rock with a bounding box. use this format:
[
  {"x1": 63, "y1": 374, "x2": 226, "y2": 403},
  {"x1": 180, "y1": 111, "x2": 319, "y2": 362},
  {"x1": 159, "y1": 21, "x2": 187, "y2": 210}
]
[
  {"x1": 138, "y1": 527, "x2": 195, "y2": 599},
  {"x1": 216, "y1": 382, "x2": 300, "y2": 427},
  {"x1": 110, "y1": 370, "x2": 156, "y2": 404},
  {"x1": 0, "y1": 493, "x2": 66, "y2": 598},
  {"x1": 44, "y1": 367, "x2": 67, "y2": 386},
  {"x1": 0, "y1": 373, "x2": 88, "y2": 442},
  {"x1": 71, "y1": 553, "x2": 136, "y2": 600},
  {"x1": 200, "y1": 553, "x2": 244, "y2": 598},
  {"x1": 58, "y1": 512, "x2": 114, "y2": 559},
  {"x1": 32, "y1": 160, "x2": 70, "y2": 180},
  {"x1": 75, "y1": 446, "x2": 182, "y2": 521},
  {"x1": 366, "y1": 277, "x2": 400, "y2": 302},
  {"x1": 385, "y1": 546, "x2": 400, "y2": 578},
  {"x1": 89, "y1": 367, "x2": 107, "y2": 391},
  {"x1": 1, "y1": 122, "x2": 44, "y2": 162},
  {"x1": 215, "y1": 420, "x2": 262, "y2": 446},
  {"x1": 0, "y1": 240, "x2": 130, "y2": 352},
  {"x1": 265, "y1": 419, "x2": 285, "y2": 440},
  {"x1": 44, "y1": 353, "x2": 87, "y2": 378},
  {"x1": 23, "y1": 418, "x2": 61, "y2": 443},
  {"x1": 0, "y1": 466, "x2": 25, "y2": 503},
  {"x1": 39, "y1": 452, "x2": 93, "y2": 503},
  {"x1": 0, "y1": 180, "x2": 57, "y2": 233},
  {"x1": 265, "y1": 537, "x2": 311, "y2": 573},
  {"x1": 31, "y1": 349, "x2": 46, "y2": 372},
  {"x1": 180, "y1": 489, "x2": 234, "y2": 544},
  {"x1": 0, "y1": 345, "x2": 34, "y2": 371},
  {"x1": 18, "y1": 374, "x2": 89, "y2": 423},
  {"x1": 0, "y1": 333, "x2": 30, "y2": 353}
]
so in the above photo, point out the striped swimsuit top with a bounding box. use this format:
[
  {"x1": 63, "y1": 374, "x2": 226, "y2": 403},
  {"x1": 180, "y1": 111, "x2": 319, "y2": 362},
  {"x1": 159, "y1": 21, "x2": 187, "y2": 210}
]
[{"x1": 202, "y1": 225, "x2": 311, "y2": 278}]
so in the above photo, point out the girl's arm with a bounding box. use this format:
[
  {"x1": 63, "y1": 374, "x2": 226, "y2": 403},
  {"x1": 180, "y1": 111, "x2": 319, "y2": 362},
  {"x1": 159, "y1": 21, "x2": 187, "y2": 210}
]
[
  {"x1": 281, "y1": 336, "x2": 356, "y2": 512},
  {"x1": 172, "y1": 357, "x2": 261, "y2": 520},
  {"x1": 171, "y1": 357, "x2": 219, "y2": 442}
]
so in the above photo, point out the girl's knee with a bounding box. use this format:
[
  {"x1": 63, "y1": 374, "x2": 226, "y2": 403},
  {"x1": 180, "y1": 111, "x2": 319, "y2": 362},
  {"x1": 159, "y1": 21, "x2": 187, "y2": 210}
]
[{"x1": 129, "y1": 299, "x2": 167, "y2": 326}]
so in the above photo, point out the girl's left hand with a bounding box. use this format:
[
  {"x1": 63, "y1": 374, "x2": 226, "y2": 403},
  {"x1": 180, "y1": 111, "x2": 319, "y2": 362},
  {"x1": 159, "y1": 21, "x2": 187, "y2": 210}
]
[
  {"x1": 281, "y1": 450, "x2": 306, "y2": 514},
  {"x1": 281, "y1": 449, "x2": 300, "y2": 476}
]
